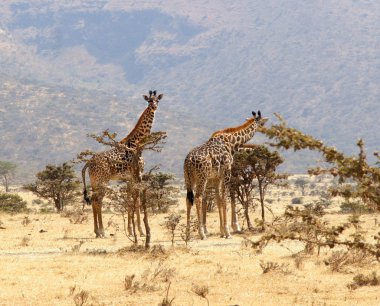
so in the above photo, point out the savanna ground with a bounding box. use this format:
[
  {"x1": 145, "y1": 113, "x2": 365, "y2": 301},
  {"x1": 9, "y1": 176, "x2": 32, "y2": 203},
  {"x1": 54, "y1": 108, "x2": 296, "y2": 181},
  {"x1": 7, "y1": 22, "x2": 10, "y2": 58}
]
[{"x1": 1, "y1": 178, "x2": 380, "y2": 306}]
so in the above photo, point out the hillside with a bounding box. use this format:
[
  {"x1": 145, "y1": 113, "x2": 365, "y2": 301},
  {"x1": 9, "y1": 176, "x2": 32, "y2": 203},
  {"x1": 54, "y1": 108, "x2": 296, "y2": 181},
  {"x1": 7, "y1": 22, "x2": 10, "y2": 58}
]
[{"x1": 0, "y1": 0, "x2": 379, "y2": 181}]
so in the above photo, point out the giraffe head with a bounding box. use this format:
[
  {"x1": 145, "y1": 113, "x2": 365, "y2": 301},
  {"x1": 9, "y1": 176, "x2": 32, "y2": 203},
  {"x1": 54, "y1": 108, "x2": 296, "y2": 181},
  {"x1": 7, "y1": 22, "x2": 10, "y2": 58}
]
[
  {"x1": 143, "y1": 90, "x2": 163, "y2": 110},
  {"x1": 251, "y1": 110, "x2": 268, "y2": 127}
]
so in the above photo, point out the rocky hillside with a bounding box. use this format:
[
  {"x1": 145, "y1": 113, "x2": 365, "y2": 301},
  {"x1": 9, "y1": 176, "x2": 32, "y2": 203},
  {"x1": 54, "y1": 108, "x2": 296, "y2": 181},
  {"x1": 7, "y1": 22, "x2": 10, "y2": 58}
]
[{"x1": 0, "y1": 1, "x2": 379, "y2": 181}]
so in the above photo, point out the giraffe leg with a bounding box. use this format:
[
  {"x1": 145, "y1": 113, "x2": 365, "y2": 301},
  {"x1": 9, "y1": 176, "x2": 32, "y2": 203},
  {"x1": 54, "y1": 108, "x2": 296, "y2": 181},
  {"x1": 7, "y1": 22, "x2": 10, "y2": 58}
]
[
  {"x1": 97, "y1": 205, "x2": 105, "y2": 238},
  {"x1": 202, "y1": 197, "x2": 209, "y2": 235},
  {"x1": 221, "y1": 198, "x2": 231, "y2": 239},
  {"x1": 92, "y1": 201, "x2": 101, "y2": 238},
  {"x1": 195, "y1": 195, "x2": 207, "y2": 240},
  {"x1": 221, "y1": 174, "x2": 231, "y2": 239},
  {"x1": 98, "y1": 210, "x2": 105, "y2": 238},
  {"x1": 186, "y1": 198, "x2": 192, "y2": 239},
  {"x1": 230, "y1": 192, "x2": 241, "y2": 233},
  {"x1": 195, "y1": 180, "x2": 207, "y2": 240},
  {"x1": 93, "y1": 189, "x2": 105, "y2": 238},
  {"x1": 91, "y1": 189, "x2": 102, "y2": 238},
  {"x1": 134, "y1": 193, "x2": 145, "y2": 237},
  {"x1": 215, "y1": 188, "x2": 225, "y2": 237}
]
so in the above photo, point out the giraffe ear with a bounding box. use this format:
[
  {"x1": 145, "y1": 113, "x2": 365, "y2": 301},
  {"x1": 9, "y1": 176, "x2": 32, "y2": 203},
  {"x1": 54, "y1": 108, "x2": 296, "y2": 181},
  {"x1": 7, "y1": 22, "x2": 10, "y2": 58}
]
[
  {"x1": 143, "y1": 95, "x2": 149, "y2": 102},
  {"x1": 157, "y1": 93, "x2": 163, "y2": 100}
]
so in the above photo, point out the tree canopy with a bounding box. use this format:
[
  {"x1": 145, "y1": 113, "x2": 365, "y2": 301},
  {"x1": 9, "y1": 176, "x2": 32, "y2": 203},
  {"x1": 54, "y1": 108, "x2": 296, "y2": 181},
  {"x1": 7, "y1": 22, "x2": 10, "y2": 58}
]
[
  {"x1": 260, "y1": 114, "x2": 380, "y2": 210},
  {"x1": 0, "y1": 161, "x2": 17, "y2": 192},
  {"x1": 24, "y1": 162, "x2": 80, "y2": 211}
]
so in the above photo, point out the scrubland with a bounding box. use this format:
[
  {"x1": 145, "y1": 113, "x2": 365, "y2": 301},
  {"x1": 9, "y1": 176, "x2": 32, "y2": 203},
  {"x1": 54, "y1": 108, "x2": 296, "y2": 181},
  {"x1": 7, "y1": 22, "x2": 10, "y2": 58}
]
[{"x1": 1, "y1": 183, "x2": 379, "y2": 306}]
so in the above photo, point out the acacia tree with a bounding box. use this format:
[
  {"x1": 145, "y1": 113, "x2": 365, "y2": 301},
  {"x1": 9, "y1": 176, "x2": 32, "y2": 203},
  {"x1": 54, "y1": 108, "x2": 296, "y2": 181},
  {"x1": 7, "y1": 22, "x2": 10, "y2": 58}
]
[
  {"x1": 230, "y1": 148, "x2": 257, "y2": 229},
  {"x1": 24, "y1": 162, "x2": 80, "y2": 211},
  {"x1": 230, "y1": 145, "x2": 288, "y2": 230},
  {"x1": 294, "y1": 177, "x2": 307, "y2": 196},
  {"x1": 0, "y1": 161, "x2": 17, "y2": 192},
  {"x1": 260, "y1": 114, "x2": 380, "y2": 211},
  {"x1": 142, "y1": 171, "x2": 179, "y2": 214}
]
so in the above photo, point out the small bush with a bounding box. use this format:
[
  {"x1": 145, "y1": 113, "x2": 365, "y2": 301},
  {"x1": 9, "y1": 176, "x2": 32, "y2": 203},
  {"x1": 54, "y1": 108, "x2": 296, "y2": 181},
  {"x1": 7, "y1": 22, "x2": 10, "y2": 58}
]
[
  {"x1": 292, "y1": 253, "x2": 305, "y2": 270},
  {"x1": 158, "y1": 282, "x2": 175, "y2": 306},
  {"x1": 61, "y1": 208, "x2": 88, "y2": 224},
  {"x1": 69, "y1": 285, "x2": 90, "y2": 306},
  {"x1": 324, "y1": 250, "x2": 371, "y2": 272},
  {"x1": 73, "y1": 290, "x2": 89, "y2": 306},
  {"x1": 162, "y1": 212, "x2": 181, "y2": 246},
  {"x1": 124, "y1": 274, "x2": 136, "y2": 291},
  {"x1": 39, "y1": 203, "x2": 55, "y2": 213},
  {"x1": 191, "y1": 284, "x2": 210, "y2": 306},
  {"x1": 32, "y1": 199, "x2": 44, "y2": 205},
  {"x1": 0, "y1": 193, "x2": 27, "y2": 213},
  {"x1": 259, "y1": 260, "x2": 291, "y2": 274},
  {"x1": 291, "y1": 197, "x2": 303, "y2": 205},
  {"x1": 21, "y1": 216, "x2": 31, "y2": 226},
  {"x1": 71, "y1": 241, "x2": 85, "y2": 252},
  {"x1": 347, "y1": 272, "x2": 379, "y2": 290},
  {"x1": 20, "y1": 236, "x2": 30, "y2": 246},
  {"x1": 124, "y1": 260, "x2": 175, "y2": 293},
  {"x1": 340, "y1": 200, "x2": 373, "y2": 214}
]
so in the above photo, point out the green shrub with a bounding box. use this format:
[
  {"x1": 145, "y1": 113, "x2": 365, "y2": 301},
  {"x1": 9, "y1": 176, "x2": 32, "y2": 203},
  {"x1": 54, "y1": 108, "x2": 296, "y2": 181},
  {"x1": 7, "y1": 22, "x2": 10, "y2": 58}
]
[{"x1": 0, "y1": 193, "x2": 27, "y2": 213}]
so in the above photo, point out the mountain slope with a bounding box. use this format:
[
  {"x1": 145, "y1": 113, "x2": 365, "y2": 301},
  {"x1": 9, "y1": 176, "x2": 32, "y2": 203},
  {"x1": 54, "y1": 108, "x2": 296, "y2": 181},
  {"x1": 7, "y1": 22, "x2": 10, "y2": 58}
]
[{"x1": 0, "y1": 0, "x2": 379, "y2": 181}]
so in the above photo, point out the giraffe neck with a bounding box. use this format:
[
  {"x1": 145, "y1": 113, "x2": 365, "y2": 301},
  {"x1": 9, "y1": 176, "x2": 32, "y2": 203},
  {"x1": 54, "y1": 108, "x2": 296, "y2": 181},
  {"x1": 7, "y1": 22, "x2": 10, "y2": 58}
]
[
  {"x1": 120, "y1": 104, "x2": 156, "y2": 147},
  {"x1": 210, "y1": 118, "x2": 258, "y2": 152}
]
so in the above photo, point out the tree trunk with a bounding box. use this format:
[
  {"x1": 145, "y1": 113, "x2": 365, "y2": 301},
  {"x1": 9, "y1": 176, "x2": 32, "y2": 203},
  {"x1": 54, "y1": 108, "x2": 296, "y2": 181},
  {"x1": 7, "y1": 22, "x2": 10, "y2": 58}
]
[
  {"x1": 131, "y1": 208, "x2": 138, "y2": 244},
  {"x1": 4, "y1": 175, "x2": 10, "y2": 192},
  {"x1": 259, "y1": 180, "x2": 265, "y2": 230},
  {"x1": 54, "y1": 199, "x2": 60, "y2": 211},
  {"x1": 141, "y1": 189, "x2": 150, "y2": 249},
  {"x1": 243, "y1": 203, "x2": 253, "y2": 229},
  {"x1": 59, "y1": 195, "x2": 64, "y2": 211},
  {"x1": 55, "y1": 194, "x2": 63, "y2": 212}
]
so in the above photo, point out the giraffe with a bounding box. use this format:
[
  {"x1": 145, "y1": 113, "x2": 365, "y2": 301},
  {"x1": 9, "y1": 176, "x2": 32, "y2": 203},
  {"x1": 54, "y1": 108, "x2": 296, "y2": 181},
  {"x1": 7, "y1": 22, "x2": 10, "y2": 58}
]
[
  {"x1": 202, "y1": 144, "x2": 259, "y2": 234},
  {"x1": 184, "y1": 111, "x2": 268, "y2": 239},
  {"x1": 82, "y1": 91, "x2": 163, "y2": 238},
  {"x1": 119, "y1": 90, "x2": 163, "y2": 237}
]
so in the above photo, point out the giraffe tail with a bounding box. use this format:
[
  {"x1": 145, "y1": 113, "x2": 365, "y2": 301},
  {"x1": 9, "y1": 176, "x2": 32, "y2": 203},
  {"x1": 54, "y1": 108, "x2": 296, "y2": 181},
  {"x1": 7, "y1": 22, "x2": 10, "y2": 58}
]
[
  {"x1": 81, "y1": 163, "x2": 91, "y2": 205},
  {"x1": 187, "y1": 190, "x2": 194, "y2": 206},
  {"x1": 184, "y1": 163, "x2": 194, "y2": 206}
]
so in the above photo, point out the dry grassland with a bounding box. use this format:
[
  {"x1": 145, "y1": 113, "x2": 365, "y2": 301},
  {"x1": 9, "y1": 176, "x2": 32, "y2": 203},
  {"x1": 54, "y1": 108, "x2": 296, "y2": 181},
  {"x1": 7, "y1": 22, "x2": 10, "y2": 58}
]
[{"x1": 0, "y1": 187, "x2": 379, "y2": 306}]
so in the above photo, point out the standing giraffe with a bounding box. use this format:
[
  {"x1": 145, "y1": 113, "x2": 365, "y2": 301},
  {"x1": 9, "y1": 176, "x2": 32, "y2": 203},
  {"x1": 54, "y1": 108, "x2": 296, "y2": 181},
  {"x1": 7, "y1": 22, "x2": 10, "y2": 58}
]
[
  {"x1": 202, "y1": 144, "x2": 259, "y2": 234},
  {"x1": 82, "y1": 91, "x2": 163, "y2": 237},
  {"x1": 184, "y1": 111, "x2": 267, "y2": 239}
]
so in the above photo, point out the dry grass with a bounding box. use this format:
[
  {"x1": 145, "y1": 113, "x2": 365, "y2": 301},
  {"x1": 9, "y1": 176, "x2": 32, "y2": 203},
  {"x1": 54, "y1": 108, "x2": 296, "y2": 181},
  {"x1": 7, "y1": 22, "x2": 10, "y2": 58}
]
[{"x1": 1, "y1": 188, "x2": 380, "y2": 305}]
